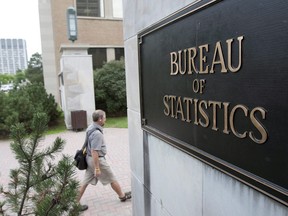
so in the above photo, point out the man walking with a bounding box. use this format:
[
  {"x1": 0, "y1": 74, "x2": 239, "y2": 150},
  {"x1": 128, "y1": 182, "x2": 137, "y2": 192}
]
[{"x1": 77, "y1": 109, "x2": 131, "y2": 211}]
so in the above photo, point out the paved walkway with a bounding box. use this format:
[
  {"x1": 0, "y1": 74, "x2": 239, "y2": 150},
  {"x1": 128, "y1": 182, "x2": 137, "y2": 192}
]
[{"x1": 0, "y1": 128, "x2": 132, "y2": 216}]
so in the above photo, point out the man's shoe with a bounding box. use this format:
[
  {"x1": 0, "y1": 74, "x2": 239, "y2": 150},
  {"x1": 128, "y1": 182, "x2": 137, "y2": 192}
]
[
  {"x1": 79, "y1": 204, "x2": 88, "y2": 212},
  {"x1": 119, "y1": 191, "x2": 132, "y2": 202}
]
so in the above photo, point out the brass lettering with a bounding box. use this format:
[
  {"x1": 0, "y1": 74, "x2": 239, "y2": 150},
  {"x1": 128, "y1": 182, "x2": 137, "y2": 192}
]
[
  {"x1": 208, "y1": 101, "x2": 222, "y2": 131},
  {"x1": 194, "y1": 98, "x2": 199, "y2": 125},
  {"x1": 192, "y1": 79, "x2": 200, "y2": 93},
  {"x1": 199, "y1": 100, "x2": 209, "y2": 127},
  {"x1": 249, "y1": 107, "x2": 268, "y2": 144},
  {"x1": 170, "y1": 36, "x2": 244, "y2": 75},
  {"x1": 188, "y1": 47, "x2": 197, "y2": 74},
  {"x1": 175, "y1": 96, "x2": 185, "y2": 121},
  {"x1": 183, "y1": 97, "x2": 193, "y2": 123},
  {"x1": 210, "y1": 41, "x2": 227, "y2": 73},
  {"x1": 199, "y1": 44, "x2": 209, "y2": 74},
  {"x1": 227, "y1": 36, "x2": 244, "y2": 72},
  {"x1": 223, "y1": 102, "x2": 230, "y2": 134},
  {"x1": 199, "y1": 79, "x2": 206, "y2": 94},
  {"x1": 170, "y1": 52, "x2": 178, "y2": 75},
  {"x1": 162, "y1": 95, "x2": 268, "y2": 144},
  {"x1": 230, "y1": 104, "x2": 248, "y2": 139},
  {"x1": 179, "y1": 50, "x2": 187, "y2": 75},
  {"x1": 163, "y1": 95, "x2": 170, "y2": 116},
  {"x1": 169, "y1": 95, "x2": 177, "y2": 118}
]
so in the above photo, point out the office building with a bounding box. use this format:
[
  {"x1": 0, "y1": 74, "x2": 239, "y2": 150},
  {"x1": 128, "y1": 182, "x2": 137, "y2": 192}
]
[
  {"x1": 38, "y1": 0, "x2": 124, "y2": 104},
  {"x1": 0, "y1": 39, "x2": 28, "y2": 74}
]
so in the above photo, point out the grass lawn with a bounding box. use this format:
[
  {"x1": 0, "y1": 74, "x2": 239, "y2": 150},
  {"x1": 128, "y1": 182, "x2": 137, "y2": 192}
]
[
  {"x1": 105, "y1": 116, "x2": 128, "y2": 128},
  {"x1": 46, "y1": 116, "x2": 128, "y2": 135}
]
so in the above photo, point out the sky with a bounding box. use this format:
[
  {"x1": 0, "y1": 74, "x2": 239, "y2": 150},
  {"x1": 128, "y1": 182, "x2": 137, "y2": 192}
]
[{"x1": 0, "y1": 0, "x2": 42, "y2": 59}]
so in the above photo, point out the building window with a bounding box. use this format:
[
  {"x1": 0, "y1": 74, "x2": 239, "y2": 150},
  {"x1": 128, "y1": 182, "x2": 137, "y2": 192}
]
[
  {"x1": 115, "y1": 48, "x2": 124, "y2": 60},
  {"x1": 76, "y1": 0, "x2": 104, "y2": 17},
  {"x1": 13, "y1": 39, "x2": 18, "y2": 48},
  {"x1": 7, "y1": 40, "x2": 11, "y2": 49},
  {"x1": 1, "y1": 39, "x2": 5, "y2": 49},
  {"x1": 18, "y1": 39, "x2": 23, "y2": 48},
  {"x1": 88, "y1": 48, "x2": 107, "y2": 70}
]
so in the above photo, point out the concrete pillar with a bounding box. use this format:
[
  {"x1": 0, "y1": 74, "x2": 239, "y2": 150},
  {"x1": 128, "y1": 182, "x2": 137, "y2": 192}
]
[
  {"x1": 106, "y1": 48, "x2": 115, "y2": 62},
  {"x1": 59, "y1": 45, "x2": 95, "y2": 130},
  {"x1": 104, "y1": 0, "x2": 113, "y2": 19}
]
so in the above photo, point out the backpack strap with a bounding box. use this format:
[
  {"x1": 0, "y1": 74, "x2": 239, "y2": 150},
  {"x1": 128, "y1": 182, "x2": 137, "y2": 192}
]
[{"x1": 81, "y1": 127, "x2": 102, "y2": 150}]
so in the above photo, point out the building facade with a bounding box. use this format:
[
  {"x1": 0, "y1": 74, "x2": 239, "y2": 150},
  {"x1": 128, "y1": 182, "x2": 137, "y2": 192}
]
[
  {"x1": 0, "y1": 39, "x2": 28, "y2": 74},
  {"x1": 38, "y1": 0, "x2": 124, "y2": 104}
]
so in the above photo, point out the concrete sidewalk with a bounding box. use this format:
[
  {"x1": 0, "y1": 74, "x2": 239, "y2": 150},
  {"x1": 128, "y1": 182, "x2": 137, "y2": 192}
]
[{"x1": 0, "y1": 128, "x2": 132, "y2": 216}]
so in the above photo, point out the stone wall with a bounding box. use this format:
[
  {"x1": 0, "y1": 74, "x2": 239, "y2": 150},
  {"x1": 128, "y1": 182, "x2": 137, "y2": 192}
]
[{"x1": 123, "y1": 0, "x2": 288, "y2": 215}]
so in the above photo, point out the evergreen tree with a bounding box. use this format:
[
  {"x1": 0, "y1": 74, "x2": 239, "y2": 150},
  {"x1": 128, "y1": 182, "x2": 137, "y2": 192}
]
[
  {"x1": 25, "y1": 53, "x2": 44, "y2": 84},
  {"x1": 0, "y1": 113, "x2": 80, "y2": 215}
]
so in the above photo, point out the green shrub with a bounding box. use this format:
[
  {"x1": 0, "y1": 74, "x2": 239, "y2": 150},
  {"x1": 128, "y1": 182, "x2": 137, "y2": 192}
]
[
  {"x1": 0, "y1": 91, "x2": 10, "y2": 136},
  {"x1": 24, "y1": 83, "x2": 60, "y2": 125},
  {"x1": 0, "y1": 83, "x2": 61, "y2": 137},
  {"x1": 94, "y1": 58, "x2": 127, "y2": 116}
]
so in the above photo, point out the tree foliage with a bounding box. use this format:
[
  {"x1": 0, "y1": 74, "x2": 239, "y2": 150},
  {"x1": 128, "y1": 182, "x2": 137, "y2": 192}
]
[
  {"x1": 0, "y1": 113, "x2": 80, "y2": 215},
  {"x1": 0, "y1": 83, "x2": 61, "y2": 137},
  {"x1": 0, "y1": 71, "x2": 27, "y2": 90},
  {"x1": 0, "y1": 74, "x2": 14, "y2": 85},
  {"x1": 0, "y1": 52, "x2": 43, "y2": 86},
  {"x1": 94, "y1": 58, "x2": 127, "y2": 116},
  {"x1": 25, "y1": 53, "x2": 44, "y2": 84},
  {"x1": 14, "y1": 71, "x2": 26, "y2": 85}
]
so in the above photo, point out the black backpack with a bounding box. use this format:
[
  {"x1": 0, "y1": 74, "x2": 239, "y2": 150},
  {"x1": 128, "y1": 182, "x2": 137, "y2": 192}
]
[{"x1": 74, "y1": 128, "x2": 101, "y2": 170}]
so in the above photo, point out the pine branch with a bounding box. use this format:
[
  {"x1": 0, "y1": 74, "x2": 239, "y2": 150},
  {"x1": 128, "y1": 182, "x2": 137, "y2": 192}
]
[
  {"x1": 0, "y1": 197, "x2": 5, "y2": 215},
  {"x1": 43, "y1": 157, "x2": 70, "y2": 215},
  {"x1": 30, "y1": 137, "x2": 65, "y2": 165},
  {"x1": 18, "y1": 158, "x2": 33, "y2": 215}
]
